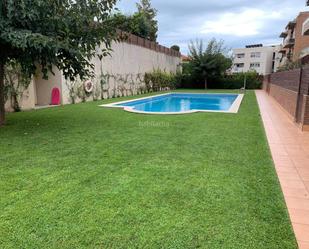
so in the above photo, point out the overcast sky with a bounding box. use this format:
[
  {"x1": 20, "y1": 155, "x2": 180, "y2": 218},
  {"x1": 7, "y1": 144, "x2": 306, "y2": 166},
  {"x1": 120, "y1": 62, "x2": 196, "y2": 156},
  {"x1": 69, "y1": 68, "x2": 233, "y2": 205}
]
[{"x1": 116, "y1": 0, "x2": 308, "y2": 55}]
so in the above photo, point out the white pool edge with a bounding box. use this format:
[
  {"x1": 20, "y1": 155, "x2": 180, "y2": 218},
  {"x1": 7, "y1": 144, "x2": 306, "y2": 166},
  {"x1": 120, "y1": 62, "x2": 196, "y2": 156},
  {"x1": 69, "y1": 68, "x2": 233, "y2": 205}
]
[
  {"x1": 99, "y1": 92, "x2": 244, "y2": 115},
  {"x1": 228, "y1": 94, "x2": 244, "y2": 113},
  {"x1": 101, "y1": 92, "x2": 171, "y2": 108}
]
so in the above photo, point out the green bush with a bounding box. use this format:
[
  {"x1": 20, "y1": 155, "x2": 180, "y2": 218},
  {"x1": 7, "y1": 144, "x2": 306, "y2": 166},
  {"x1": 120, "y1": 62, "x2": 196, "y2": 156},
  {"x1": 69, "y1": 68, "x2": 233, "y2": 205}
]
[
  {"x1": 175, "y1": 63, "x2": 203, "y2": 89},
  {"x1": 170, "y1": 45, "x2": 180, "y2": 52},
  {"x1": 176, "y1": 70, "x2": 263, "y2": 90},
  {"x1": 210, "y1": 72, "x2": 263, "y2": 89},
  {"x1": 144, "y1": 69, "x2": 177, "y2": 92},
  {"x1": 276, "y1": 60, "x2": 302, "y2": 72}
]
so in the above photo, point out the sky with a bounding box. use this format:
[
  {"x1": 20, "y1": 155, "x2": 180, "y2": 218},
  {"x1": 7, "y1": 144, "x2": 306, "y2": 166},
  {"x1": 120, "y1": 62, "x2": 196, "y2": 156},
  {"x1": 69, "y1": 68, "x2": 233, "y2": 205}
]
[{"x1": 116, "y1": 0, "x2": 308, "y2": 55}]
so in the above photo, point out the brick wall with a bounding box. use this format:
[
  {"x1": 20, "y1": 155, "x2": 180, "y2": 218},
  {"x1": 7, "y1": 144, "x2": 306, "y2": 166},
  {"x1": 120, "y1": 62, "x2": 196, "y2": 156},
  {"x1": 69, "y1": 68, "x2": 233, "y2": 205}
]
[
  {"x1": 304, "y1": 95, "x2": 309, "y2": 129},
  {"x1": 293, "y1": 12, "x2": 309, "y2": 60},
  {"x1": 264, "y1": 68, "x2": 309, "y2": 130},
  {"x1": 301, "y1": 68, "x2": 309, "y2": 94},
  {"x1": 269, "y1": 84, "x2": 298, "y2": 118},
  {"x1": 263, "y1": 75, "x2": 270, "y2": 91},
  {"x1": 269, "y1": 69, "x2": 301, "y2": 92}
]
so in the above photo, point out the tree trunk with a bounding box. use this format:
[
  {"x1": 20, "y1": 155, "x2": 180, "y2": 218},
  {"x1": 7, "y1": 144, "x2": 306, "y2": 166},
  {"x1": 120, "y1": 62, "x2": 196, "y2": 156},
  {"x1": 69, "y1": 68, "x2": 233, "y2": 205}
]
[
  {"x1": 12, "y1": 93, "x2": 21, "y2": 112},
  {"x1": 0, "y1": 62, "x2": 5, "y2": 126},
  {"x1": 204, "y1": 78, "x2": 208, "y2": 89}
]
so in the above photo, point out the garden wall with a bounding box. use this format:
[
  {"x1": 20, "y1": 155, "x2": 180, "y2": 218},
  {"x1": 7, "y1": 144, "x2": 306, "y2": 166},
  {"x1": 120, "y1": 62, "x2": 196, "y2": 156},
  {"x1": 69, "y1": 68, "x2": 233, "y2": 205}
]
[
  {"x1": 263, "y1": 68, "x2": 309, "y2": 131},
  {"x1": 61, "y1": 39, "x2": 181, "y2": 105},
  {"x1": 5, "y1": 33, "x2": 181, "y2": 110},
  {"x1": 4, "y1": 80, "x2": 36, "y2": 112}
]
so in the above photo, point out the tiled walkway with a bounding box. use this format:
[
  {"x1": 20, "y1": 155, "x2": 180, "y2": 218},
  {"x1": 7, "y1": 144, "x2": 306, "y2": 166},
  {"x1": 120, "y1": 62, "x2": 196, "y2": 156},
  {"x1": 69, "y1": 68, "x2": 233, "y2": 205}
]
[{"x1": 256, "y1": 90, "x2": 309, "y2": 249}]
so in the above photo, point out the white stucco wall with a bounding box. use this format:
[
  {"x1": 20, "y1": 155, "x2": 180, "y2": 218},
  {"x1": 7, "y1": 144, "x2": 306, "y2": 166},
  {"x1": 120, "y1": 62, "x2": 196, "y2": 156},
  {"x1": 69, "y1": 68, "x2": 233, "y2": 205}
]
[
  {"x1": 61, "y1": 41, "x2": 181, "y2": 104},
  {"x1": 34, "y1": 66, "x2": 63, "y2": 106},
  {"x1": 5, "y1": 40, "x2": 181, "y2": 110},
  {"x1": 5, "y1": 80, "x2": 36, "y2": 112},
  {"x1": 99, "y1": 41, "x2": 180, "y2": 74}
]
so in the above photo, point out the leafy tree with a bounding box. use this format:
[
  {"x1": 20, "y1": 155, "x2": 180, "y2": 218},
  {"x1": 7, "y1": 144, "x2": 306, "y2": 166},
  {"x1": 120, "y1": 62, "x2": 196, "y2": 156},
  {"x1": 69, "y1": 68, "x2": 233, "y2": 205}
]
[
  {"x1": 136, "y1": 0, "x2": 158, "y2": 41},
  {"x1": 110, "y1": 13, "x2": 133, "y2": 33},
  {"x1": 188, "y1": 39, "x2": 232, "y2": 89},
  {"x1": 171, "y1": 45, "x2": 180, "y2": 52},
  {"x1": 111, "y1": 0, "x2": 158, "y2": 41},
  {"x1": 0, "y1": 0, "x2": 117, "y2": 126},
  {"x1": 130, "y1": 12, "x2": 153, "y2": 40}
]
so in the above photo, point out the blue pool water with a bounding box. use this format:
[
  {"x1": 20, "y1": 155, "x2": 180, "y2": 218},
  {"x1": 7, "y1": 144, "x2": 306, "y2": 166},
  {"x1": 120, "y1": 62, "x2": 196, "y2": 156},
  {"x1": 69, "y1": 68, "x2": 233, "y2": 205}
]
[{"x1": 114, "y1": 93, "x2": 239, "y2": 113}]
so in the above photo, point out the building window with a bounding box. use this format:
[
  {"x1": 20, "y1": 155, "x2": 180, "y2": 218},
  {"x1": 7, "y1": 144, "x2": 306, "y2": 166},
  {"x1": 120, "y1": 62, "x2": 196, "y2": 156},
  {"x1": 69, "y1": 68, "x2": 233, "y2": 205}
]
[
  {"x1": 250, "y1": 63, "x2": 260, "y2": 68},
  {"x1": 250, "y1": 52, "x2": 261, "y2": 58},
  {"x1": 272, "y1": 61, "x2": 275, "y2": 72},
  {"x1": 236, "y1": 53, "x2": 245, "y2": 58},
  {"x1": 235, "y1": 63, "x2": 244, "y2": 68}
]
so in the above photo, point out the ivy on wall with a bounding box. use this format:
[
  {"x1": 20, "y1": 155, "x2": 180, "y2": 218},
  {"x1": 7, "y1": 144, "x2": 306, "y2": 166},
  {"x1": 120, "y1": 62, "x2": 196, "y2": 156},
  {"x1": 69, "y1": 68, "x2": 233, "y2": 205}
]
[
  {"x1": 4, "y1": 61, "x2": 31, "y2": 112},
  {"x1": 64, "y1": 72, "x2": 145, "y2": 104},
  {"x1": 64, "y1": 59, "x2": 153, "y2": 104},
  {"x1": 6, "y1": 59, "x2": 178, "y2": 107}
]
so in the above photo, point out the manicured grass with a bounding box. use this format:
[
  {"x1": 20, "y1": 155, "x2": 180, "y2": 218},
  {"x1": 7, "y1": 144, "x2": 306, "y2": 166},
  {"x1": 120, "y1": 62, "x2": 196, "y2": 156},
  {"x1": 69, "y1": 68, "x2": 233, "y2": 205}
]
[{"x1": 0, "y1": 90, "x2": 297, "y2": 248}]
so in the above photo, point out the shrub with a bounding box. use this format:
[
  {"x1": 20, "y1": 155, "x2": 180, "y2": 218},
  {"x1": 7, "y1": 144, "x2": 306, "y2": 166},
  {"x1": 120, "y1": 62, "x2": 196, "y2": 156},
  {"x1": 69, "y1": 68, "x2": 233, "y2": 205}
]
[
  {"x1": 209, "y1": 71, "x2": 263, "y2": 89},
  {"x1": 175, "y1": 63, "x2": 203, "y2": 89},
  {"x1": 170, "y1": 45, "x2": 180, "y2": 52},
  {"x1": 176, "y1": 71, "x2": 263, "y2": 90},
  {"x1": 277, "y1": 60, "x2": 302, "y2": 72},
  {"x1": 144, "y1": 69, "x2": 176, "y2": 92}
]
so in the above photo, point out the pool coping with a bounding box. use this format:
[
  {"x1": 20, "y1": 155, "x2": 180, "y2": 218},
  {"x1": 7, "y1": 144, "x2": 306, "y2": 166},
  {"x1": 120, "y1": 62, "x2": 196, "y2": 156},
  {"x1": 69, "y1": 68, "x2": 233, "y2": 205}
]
[{"x1": 100, "y1": 92, "x2": 244, "y2": 115}]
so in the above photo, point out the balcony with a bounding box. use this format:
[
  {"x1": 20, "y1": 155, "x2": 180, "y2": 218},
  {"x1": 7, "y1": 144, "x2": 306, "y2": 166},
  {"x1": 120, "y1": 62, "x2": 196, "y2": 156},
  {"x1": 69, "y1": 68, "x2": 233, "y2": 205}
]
[
  {"x1": 303, "y1": 17, "x2": 309, "y2": 35},
  {"x1": 283, "y1": 38, "x2": 295, "y2": 49},
  {"x1": 287, "y1": 52, "x2": 293, "y2": 60},
  {"x1": 286, "y1": 20, "x2": 296, "y2": 30},
  {"x1": 280, "y1": 31, "x2": 288, "y2": 38}
]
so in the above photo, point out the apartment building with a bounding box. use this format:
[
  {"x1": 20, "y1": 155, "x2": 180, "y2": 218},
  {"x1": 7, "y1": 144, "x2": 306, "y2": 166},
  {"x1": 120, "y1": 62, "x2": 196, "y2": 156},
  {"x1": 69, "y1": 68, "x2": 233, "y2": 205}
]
[
  {"x1": 279, "y1": 11, "x2": 309, "y2": 65},
  {"x1": 231, "y1": 44, "x2": 281, "y2": 75}
]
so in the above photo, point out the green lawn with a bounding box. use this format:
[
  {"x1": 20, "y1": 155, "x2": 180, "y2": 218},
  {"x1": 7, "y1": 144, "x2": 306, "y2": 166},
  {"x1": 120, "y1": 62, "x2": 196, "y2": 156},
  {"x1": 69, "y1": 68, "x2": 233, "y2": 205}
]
[{"x1": 0, "y1": 90, "x2": 297, "y2": 249}]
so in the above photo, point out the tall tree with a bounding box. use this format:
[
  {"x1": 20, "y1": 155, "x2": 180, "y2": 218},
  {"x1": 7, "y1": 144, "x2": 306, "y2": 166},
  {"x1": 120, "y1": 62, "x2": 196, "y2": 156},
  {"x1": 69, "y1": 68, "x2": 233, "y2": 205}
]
[
  {"x1": 188, "y1": 39, "x2": 232, "y2": 89},
  {"x1": 109, "y1": 0, "x2": 158, "y2": 42},
  {"x1": 0, "y1": 0, "x2": 117, "y2": 126},
  {"x1": 136, "y1": 0, "x2": 158, "y2": 41}
]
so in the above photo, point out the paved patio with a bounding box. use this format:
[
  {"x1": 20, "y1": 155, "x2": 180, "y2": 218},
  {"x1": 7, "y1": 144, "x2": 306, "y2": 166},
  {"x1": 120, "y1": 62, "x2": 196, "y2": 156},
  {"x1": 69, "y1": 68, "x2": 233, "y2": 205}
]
[{"x1": 256, "y1": 90, "x2": 309, "y2": 249}]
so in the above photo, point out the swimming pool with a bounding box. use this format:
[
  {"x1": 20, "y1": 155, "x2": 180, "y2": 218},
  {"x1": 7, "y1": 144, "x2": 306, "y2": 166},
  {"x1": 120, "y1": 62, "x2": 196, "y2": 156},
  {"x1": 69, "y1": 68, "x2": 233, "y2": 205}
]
[{"x1": 101, "y1": 93, "x2": 244, "y2": 114}]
